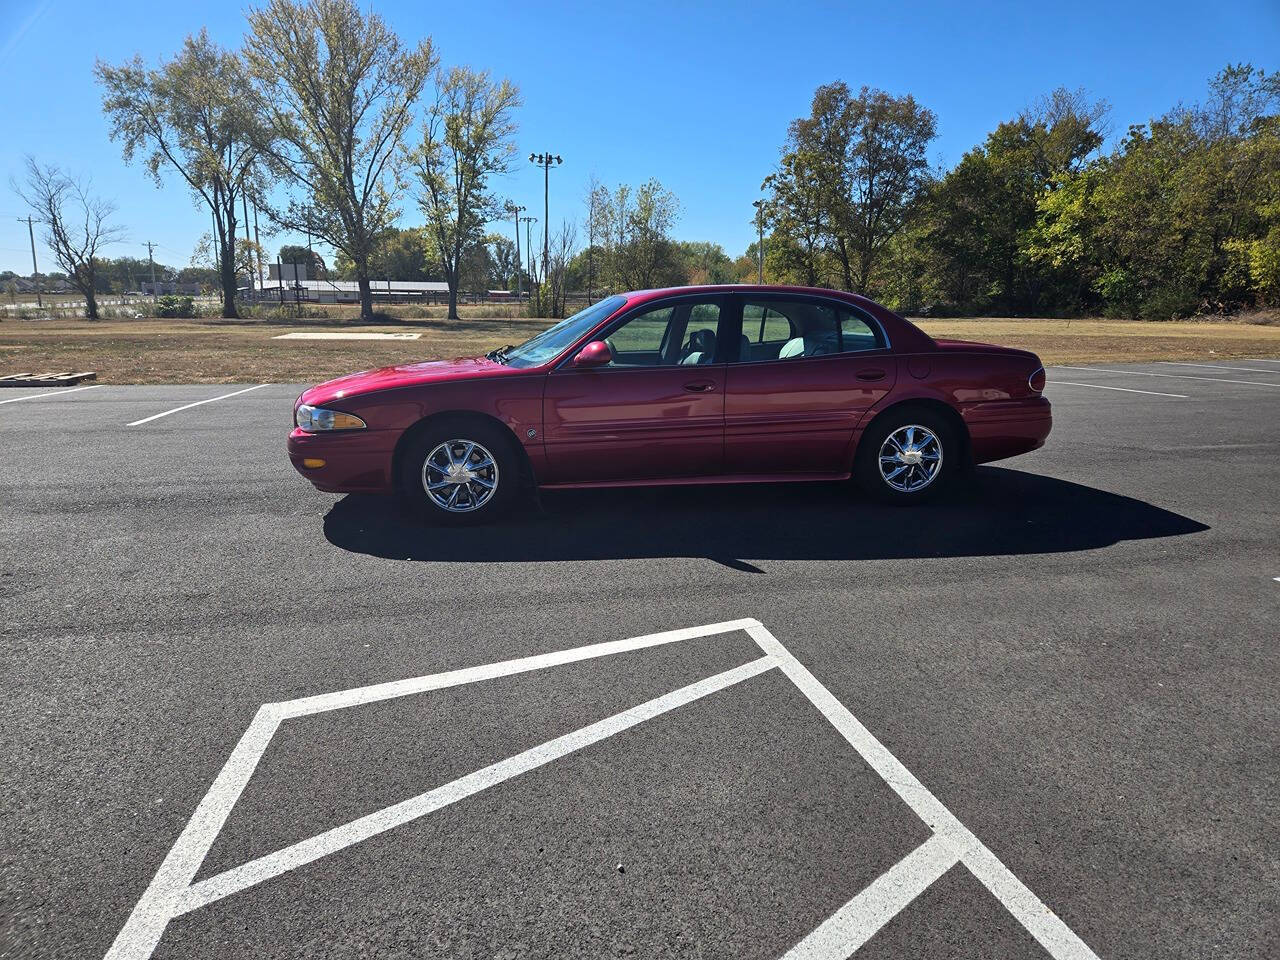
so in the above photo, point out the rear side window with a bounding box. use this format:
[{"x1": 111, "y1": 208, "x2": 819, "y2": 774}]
[{"x1": 737, "y1": 298, "x2": 885, "y2": 362}]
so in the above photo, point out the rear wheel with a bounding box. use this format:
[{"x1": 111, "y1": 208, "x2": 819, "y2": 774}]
[
  {"x1": 856, "y1": 407, "x2": 959, "y2": 504},
  {"x1": 398, "y1": 420, "x2": 520, "y2": 525}
]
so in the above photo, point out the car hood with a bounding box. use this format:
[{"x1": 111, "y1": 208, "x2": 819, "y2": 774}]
[{"x1": 299, "y1": 356, "x2": 522, "y2": 406}]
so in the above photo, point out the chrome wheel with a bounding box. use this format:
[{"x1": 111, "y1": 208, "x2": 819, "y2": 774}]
[
  {"x1": 421, "y1": 439, "x2": 499, "y2": 513},
  {"x1": 878, "y1": 424, "x2": 943, "y2": 493}
]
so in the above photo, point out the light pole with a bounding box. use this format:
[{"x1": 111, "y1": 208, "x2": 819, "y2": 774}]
[
  {"x1": 529, "y1": 152, "x2": 562, "y2": 290},
  {"x1": 520, "y1": 216, "x2": 537, "y2": 284},
  {"x1": 506, "y1": 202, "x2": 526, "y2": 299},
  {"x1": 752, "y1": 200, "x2": 765, "y2": 284}
]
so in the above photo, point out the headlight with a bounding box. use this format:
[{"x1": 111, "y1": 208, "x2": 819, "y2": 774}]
[{"x1": 295, "y1": 404, "x2": 366, "y2": 432}]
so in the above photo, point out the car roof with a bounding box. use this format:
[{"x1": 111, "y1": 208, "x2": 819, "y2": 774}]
[{"x1": 621, "y1": 284, "x2": 879, "y2": 308}]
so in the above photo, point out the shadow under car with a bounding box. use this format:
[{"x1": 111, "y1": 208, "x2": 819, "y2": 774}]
[{"x1": 321, "y1": 466, "x2": 1209, "y2": 570}]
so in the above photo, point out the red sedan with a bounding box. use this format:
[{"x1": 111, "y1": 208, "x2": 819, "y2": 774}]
[{"x1": 288, "y1": 286, "x2": 1051, "y2": 523}]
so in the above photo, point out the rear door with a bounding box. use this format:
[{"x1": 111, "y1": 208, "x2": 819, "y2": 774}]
[
  {"x1": 723, "y1": 294, "x2": 897, "y2": 476},
  {"x1": 540, "y1": 295, "x2": 729, "y2": 484}
]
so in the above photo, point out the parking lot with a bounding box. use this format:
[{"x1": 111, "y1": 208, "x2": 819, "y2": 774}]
[{"x1": 2, "y1": 360, "x2": 1277, "y2": 959}]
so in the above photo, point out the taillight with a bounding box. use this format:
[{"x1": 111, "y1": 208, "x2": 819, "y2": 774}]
[{"x1": 1028, "y1": 366, "x2": 1046, "y2": 393}]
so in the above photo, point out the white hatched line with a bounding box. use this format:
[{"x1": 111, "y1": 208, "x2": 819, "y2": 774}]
[
  {"x1": 1051, "y1": 380, "x2": 1186, "y2": 398},
  {"x1": 1158, "y1": 361, "x2": 1280, "y2": 374},
  {"x1": 0, "y1": 384, "x2": 100, "y2": 405},
  {"x1": 106, "y1": 619, "x2": 1103, "y2": 960},
  {"x1": 126, "y1": 384, "x2": 271, "y2": 426},
  {"x1": 746, "y1": 622, "x2": 1101, "y2": 960},
  {"x1": 175, "y1": 658, "x2": 774, "y2": 916},
  {"x1": 781, "y1": 834, "x2": 964, "y2": 960},
  {"x1": 1056, "y1": 365, "x2": 1280, "y2": 388}
]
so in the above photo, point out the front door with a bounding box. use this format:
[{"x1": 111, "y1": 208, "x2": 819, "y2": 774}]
[
  {"x1": 724, "y1": 294, "x2": 897, "y2": 476},
  {"x1": 541, "y1": 297, "x2": 728, "y2": 484}
]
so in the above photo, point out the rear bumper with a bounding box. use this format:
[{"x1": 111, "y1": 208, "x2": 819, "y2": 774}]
[
  {"x1": 287, "y1": 428, "x2": 398, "y2": 494},
  {"x1": 964, "y1": 396, "x2": 1052, "y2": 464}
]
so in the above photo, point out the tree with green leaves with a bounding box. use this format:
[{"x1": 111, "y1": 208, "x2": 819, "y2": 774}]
[
  {"x1": 408, "y1": 65, "x2": 520, "y2": 319},
  {"x1": 244, "y1": 0, "x2": 436, "y2": 321},
  {"x1": 589, "y1": 179, "x2": 684, "y2": 291},
  {"x1": 768, "y1": 82, "x2": 936, "y2": 295},
  {"x1": 97, "y1": 29, "x2": 270, "y2": 318}
]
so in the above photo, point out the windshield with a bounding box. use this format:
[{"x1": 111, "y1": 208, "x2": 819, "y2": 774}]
[{"x1": 501, "y1": 296, "x2": 626, "y2": 368}]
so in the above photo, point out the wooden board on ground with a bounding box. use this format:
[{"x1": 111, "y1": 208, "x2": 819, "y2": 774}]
[{"x1": 0, "y1": 371, "x2": 97, "y2": 387}]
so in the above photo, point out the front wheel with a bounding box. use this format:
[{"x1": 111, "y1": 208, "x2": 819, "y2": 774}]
[
  {"x1": 855, "y1": 409, "x2": 959, "y2": 504},
  {"x1": 398, "y1": 420, "x2": 520, "y2": 525}
]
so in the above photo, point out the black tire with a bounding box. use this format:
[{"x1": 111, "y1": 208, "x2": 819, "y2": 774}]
[
  {"x1": 855, "y1": 406, "x2": 960, "y2": 505},
  {"x1": 397, "y1": 418, "x2": 522, "y2": 525}
]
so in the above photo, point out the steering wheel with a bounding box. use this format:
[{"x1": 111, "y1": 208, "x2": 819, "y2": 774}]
[{"x1": 602, "y1": 337, "x2": 619, "y2": 364}]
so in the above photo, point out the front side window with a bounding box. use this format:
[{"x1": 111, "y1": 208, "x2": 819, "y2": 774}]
[
  {"x1": 737, "y1": 298, "x2": 885, "y2": 362},
  {"x1": 503, "y1": 295, "x2": 626, "y2": 368},
  {"x1": 593, "y1": 300, "x2": 725, "y2": 367}
]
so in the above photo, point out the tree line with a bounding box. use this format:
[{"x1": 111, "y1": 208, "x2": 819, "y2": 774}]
[{"x1": 761, "y1": 66, "x2": 1280, "y2": 320}]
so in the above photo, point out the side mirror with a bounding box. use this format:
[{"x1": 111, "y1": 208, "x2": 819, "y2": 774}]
[{"x1": 572, "y1": 340, "x2": 612, "y2": 368}]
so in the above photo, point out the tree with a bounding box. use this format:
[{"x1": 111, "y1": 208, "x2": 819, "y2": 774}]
[
  {"x1": 589, "y1": 179, "x2": 684, "y2": 291},
  {"x1": 277, "y1": 244, "x2": 327, "y2": 278},
  {"x1": 97, "y1": 29, "x2": 270, "y2": 318},
  {"x1": 921, "y1": 89, "x2": 1109, "y2": 314},
  {"x1": 769, "y1": 83, "x2": 936, "y2": 296},
  {"x1": 409, "y1": 65, "x2": 520, "y2": 319},
  {"x1": 245, "y1": 0, "x2": 436, "y2": 320},
  {"x1": 12, "y1": 158, "x2": 123, "y2": 319}
]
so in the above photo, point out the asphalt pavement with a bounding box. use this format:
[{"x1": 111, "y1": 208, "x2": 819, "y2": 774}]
[{"x1": 1, "y1": 361, "x2": 1277, "y2": 959}]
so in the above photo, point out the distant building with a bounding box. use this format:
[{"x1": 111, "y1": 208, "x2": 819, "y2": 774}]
[
  {"x1": 140, "y1": 281, "x2": 202, "y2": 296},
  {"x1": 253, "y1": 277, "x2": 452, "y2": 304}
]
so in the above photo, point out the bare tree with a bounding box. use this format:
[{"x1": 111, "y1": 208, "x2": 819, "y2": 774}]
[
  {"x1": 244, "y1": 0, "x2": 436, "y2": 321},
  {"x1": 13, "y1": 158, "x2": 124, "y2": 320},
  {"x1": 545, "y1": 220, "x2": 578, "y2": 319},
  {"x1": 409, "y1": 65, "x2": 520, "y2": 319}
]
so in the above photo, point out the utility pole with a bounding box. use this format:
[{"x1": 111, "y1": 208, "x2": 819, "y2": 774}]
[
  {"x1": 20, "y1": 216, "x2": 42, "y2": 307},
  {"x1": 521, "y1": 216, "x2": 537, "y2": 286},
  {"x1": 529, "y1": 153, "x2": 562, "y2": 288},
  {"x1": 242, "y1": 193, "x2": 254, "y2": 297},
  {"x1": 252, "y1": 202, "x2": 265, "y2": 290},
  {"x1": 211, "y1": 210, "x2": 223, "y2": 305},
  {"x1": 506, "y1": 202, "x2": 526, "y2": 300},
  {"x1": 586, "y1": 191, "x2": 595, "y2": 305},
  {"x1": 752, "y1": 200, "x2": 765, "y2": 284},
  {"x1": 145, "y1": 241, "x2": 158, "y2": 295}
]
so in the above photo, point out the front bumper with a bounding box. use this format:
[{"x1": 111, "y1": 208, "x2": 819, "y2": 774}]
[{"x1": 287, "y1": 427, "x2": 398, "y2": 494}]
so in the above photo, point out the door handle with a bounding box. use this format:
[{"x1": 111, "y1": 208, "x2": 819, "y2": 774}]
[
  {"x1": 683, "y1": 380, "x2": 716, "y2": 392},
  {"x1": 856, "y1": 369, "x2": 886, "y2": 381}
]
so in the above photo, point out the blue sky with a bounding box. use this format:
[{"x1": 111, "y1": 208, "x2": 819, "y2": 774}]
[{"x1": 1, "y1": 0, "x2": 1277, "y2": 276}]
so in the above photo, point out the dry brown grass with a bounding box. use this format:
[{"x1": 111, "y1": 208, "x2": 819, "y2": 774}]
[
  {"x1": 2, "y1": 313, "x2": 1278, "y2": 384},
  {"x1": 910, "y1": 316, "x2": 1280, "y2": 365}
]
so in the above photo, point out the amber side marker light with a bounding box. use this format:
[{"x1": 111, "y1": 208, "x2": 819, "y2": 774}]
[{"x1": 302, "y1": 458, "x2": 326, "y2": 469}]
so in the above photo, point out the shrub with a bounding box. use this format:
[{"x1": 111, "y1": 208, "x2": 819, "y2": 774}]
[{"x1": 153, "y1": 295, "x2": 195, "y2": 318}]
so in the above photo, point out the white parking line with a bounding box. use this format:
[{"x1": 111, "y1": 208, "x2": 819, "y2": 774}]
[
  {"x1": 1056, "y1": 365, "x2": 1280, "y2": 388},
  {"x1": 0, "y1": 384, "x2": 101, "y2": 405},
  {"x1": 1158, "y1": 361, "x2": 1280, "y2": 374},
  {"x1": 1051, "y1": 380, "x2": 1187, "y2": 398},
  {"x1": 107, "y1": 619, "x2": 1101, "y2": 960},
  {"x1": 126, "y1": 384, "x2": 271, "y2": 426}
]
